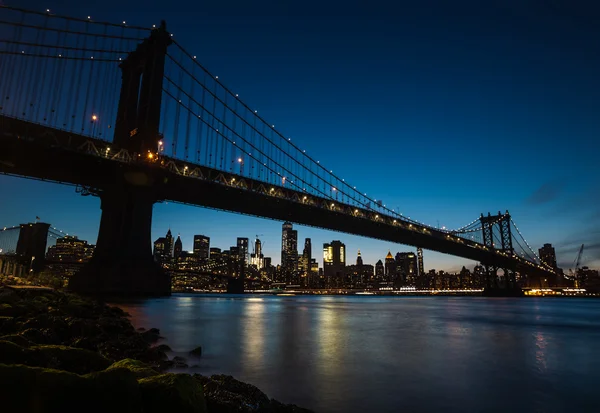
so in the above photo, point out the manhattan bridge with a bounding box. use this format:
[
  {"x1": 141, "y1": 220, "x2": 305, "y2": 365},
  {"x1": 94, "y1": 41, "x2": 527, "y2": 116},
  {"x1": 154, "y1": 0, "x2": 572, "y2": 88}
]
[{"x1": 0, "y1": 7, "x2": 558, "y2": 295}]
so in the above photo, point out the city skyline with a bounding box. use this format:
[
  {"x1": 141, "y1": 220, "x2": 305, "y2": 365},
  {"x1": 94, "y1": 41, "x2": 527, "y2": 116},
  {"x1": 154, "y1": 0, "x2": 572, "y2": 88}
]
[{"x1": 1, "y1": 0, "x2": 599, "y2": 272}]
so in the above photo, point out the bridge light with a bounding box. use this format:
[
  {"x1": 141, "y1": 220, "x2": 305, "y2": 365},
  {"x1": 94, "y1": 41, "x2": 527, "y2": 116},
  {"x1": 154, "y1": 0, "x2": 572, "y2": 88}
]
[
  {"x1": 88, "y1": 16, "x2": 91, "y2": 19},
  {"x1": 303, "y1": 196, "x2": 307, "y2": 200},
  {"x1": 375, "y1": 215, "x2": 379, "y2": 218},
  {"x1": 147, "y1": 153, "x2": 153, "y2": 159},
  {"x1": 393, "y1": 220, "x2": 396, "y2": 223},
  {"x1": 122, "y1": 21, "x2": 126, "y2": 25},
  {"x1": 238, "y1": 158, "x2": 242, "y2": 163},
  {"x1": 332, "y1": 187, "x2": 336, "y2": 191},
  {"x1": 91, "y1": 114, "x2": 98, "y2": 121},
  {"x1": 231, "y1": 178, "x2": 235, "y2": 182}
]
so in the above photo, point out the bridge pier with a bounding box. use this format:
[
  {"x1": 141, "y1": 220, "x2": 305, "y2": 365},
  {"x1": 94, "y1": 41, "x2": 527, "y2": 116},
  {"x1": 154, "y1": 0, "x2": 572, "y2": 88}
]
[{"x1": 69, "y1": 178, "x2": 170, "y2": 296}]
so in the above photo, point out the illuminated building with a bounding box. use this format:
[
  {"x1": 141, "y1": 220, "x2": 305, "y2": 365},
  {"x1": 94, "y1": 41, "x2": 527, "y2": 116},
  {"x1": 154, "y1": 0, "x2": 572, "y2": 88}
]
[
  {"x1": 417, "y1": 247, "x2": 424, "y2": 277},
  {"x1": 384, "y1": 251, "x2": 396, "y2": 282},
  {"x1": 323, "y1": 240, "x2": 345, "y2": 287},
  {"x1": 250, "y1": 238, "x2": 264, "y2": 269},
  {"x1": 46, "y1": 235, "x2": 94, "y2": 263},
  {"x1": 375, "y1": 259, "x2": 384, "y2": 280},
  {"x1": 237, "y1": 237, "x2": 249, "y2": 265},
  {"x1": 346, "y1": 250, "x2": 374, "y2": 287},
  {"x1": 281, "y1": 222, "x2": 298, "y2": 282},
  {"x1": 174, "y1": 235, "x2": 183, "y2": 260},
  {"x1": 165, "y1": 229, "x2": 174, "y2": 258},
  {"x1": 395, "y1": 252, "x2": 417, "y2": 286},
  {"x1": 193, "y1": 235, "x2": 210, "y2": 261},
  {"x1": 538, "y1": 243, "x2": 557, "y2": 270}
]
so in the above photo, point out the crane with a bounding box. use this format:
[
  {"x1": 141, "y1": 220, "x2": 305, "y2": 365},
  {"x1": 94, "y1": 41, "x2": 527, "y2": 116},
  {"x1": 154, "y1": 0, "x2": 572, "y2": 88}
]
[{"x1": 568, "y1": 244, "x2": 585, "y2": 287}]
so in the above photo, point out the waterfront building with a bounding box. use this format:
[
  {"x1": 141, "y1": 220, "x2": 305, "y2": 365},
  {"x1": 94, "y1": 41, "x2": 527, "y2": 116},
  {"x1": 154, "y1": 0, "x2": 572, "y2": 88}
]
[
  {"x1": 250, "y1": 238, "x2": 264, "y2": 269},
  {"x1": 395, "y1": 252, "x2": 418, "y2": 286},
  {"x1": 281, "y1": 222, "x2": 298, "y2": 282},
  {"x1": 237, "y1": 237, "x2": 249, "y2": 266},
  {"x1": 165, "y1": 229, "x2": 174, "y2": 258},
  {"x1": 193, "y1": 235, "x2": 210, "y2": 261},
  {"x1": 323, "y1": 240, "x2": 345, "y2": 287},
  {"x1": 384, "y1": 251, "x2": 396, "y2": 283},
  {"x1": 46, "y1": 235, "x2": 94, "y2": 263},
  {"x1": 375, "y1": 259, "x2": 384, "y2": 280},
  {"x1": 539, "y1": 243, "x2": 558, "y2": 270},
  {"x1": 174, "y1": 235, "x2": 183, "y2": 261}
]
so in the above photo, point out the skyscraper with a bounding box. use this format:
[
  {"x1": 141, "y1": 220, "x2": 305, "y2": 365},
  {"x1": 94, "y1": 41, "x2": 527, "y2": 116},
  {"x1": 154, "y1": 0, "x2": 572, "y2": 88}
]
[
  {"x1": 384, "y1": 251, "x2": 396, "y2": 282},
  {"x1": 174, "y1": 235, "x2": 183, "y2": 260},
  {"x1": 250, "y1": 238, "x2": 264, "y2": 269},
  {"x1": 237, "y1": 237, "x2": 249, "y2": 266},
  {"x1": 193, "y1": 235, "x2": 210, "y2": 261},
  {"x1": 417, "y1": 247, "x2": 424, "y2": 277},
  {"x1": 281, "y1": 222, "x2": 298, "y2": 279},
  {"x1": 375, "y1": 260, "x2": 384, "y2": 280},
  {"x1": 395, "y1": 252, "x2": 417, "y2": 285},
  {"x1": 539, "y1": 243, "x2": 557, "y2": 270},
  {"x1": 301, "y1": 238, "x2": 312, "y2": 276},
  {"x1": 323, "y1": 240, "x2": 345, "y2": 287},
  {"x1": 165, "y1": 229, "x2": 174, "y2": 258}
]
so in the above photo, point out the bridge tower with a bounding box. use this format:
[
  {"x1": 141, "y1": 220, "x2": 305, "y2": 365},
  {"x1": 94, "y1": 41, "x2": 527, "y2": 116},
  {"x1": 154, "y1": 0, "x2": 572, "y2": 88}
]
[
  {"x1": 69, "y1": 23, "x2": 173, "y2": 296},
  {"x1": 480, "y1": 211, "x2": 517, "y2": 291}
]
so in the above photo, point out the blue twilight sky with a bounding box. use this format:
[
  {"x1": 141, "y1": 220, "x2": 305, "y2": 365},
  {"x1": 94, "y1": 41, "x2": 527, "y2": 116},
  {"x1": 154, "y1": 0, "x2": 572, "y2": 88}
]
[{"x1": 1, "y1": 0, "x2": 599, "y2": 271}]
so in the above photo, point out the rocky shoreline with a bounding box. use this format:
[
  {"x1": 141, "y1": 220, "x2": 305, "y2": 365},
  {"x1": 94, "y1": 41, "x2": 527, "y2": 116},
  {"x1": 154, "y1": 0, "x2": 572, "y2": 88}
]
[{"x1": 0, "y1": 286, "x2": 314, "y2": 412}]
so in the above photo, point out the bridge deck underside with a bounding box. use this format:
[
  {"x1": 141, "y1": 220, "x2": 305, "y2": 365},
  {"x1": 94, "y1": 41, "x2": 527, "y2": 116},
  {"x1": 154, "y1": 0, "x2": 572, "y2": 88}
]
[{"x1": 0, "y1": 116, "x2": 551, "y2": 277}]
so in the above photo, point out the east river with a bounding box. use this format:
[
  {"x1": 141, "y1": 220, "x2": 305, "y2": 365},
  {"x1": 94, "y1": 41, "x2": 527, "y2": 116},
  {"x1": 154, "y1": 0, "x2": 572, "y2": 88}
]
[{"x1": 119, "y1": 295, "x2": 600, "y2": 413}]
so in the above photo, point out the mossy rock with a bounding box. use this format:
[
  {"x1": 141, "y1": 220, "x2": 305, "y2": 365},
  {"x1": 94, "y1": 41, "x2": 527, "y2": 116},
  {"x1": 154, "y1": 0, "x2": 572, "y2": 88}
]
[
  {"x1": 0, "y1": 316, "x2": 16, "y2": 334},
  {"x1": 107, "y1": 359, "x2": 159, "y2": 379},
  {"x1": 0, "y1": 363, "x2": 142, "y2": 413},
  {"x1": 0, "y1": 303, "x2": 14, "y2": 316},
  {"x1": 0, "y1": 340, "x2": 28, "y2": 364},
  {"x1": 139, "y1": 373, "x2": 207, "y2": 413},
  {"x1": 29, "y1": 345, "x2": 111, "y2": 374},
  {"x1": 0, "y1": 334, "x2": 33, "y2": 348}
]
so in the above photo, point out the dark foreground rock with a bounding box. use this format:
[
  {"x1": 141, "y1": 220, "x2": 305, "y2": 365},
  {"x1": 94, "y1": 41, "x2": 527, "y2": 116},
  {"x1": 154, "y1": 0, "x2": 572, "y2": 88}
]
[{"x1": 0, "y1": 287, "x2": 315, "y2": 413}]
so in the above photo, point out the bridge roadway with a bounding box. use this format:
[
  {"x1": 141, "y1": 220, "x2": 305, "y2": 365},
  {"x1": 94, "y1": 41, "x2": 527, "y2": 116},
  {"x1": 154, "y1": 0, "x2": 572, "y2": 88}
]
[{"x1": 0, "y1": 115, "x2": 552, "y2": 278}]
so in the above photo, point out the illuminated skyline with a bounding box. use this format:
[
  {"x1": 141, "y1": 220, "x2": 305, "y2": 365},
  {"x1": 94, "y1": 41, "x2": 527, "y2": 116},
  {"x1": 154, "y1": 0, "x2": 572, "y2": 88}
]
[{"x1": 1, "y1": 0, "x2": 599, "y2": 271}]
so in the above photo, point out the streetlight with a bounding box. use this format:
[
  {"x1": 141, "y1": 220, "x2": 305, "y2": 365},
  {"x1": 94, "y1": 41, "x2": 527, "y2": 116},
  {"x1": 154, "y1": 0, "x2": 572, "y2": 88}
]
[
  {"x1": 238, "y1": 157, "x2": 243, "y2": 175},
  {"x1": 91, "y1": 114, "x2": 98, "y2": 137},
  {"x1": 158, "y1": 140, "x2": 164, "y2": 153}
]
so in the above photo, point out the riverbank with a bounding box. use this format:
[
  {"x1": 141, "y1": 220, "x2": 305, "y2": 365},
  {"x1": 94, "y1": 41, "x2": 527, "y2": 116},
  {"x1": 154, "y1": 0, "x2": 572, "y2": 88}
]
[{"x1": 0, "y1": 286, "x2": 314, "y2": 412}]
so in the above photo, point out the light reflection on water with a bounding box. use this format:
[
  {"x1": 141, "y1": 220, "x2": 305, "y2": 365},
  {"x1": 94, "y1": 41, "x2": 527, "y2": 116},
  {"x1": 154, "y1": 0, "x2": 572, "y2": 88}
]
[{"x1": 118, "y1": 295, "x2": 600, "y2": 413}]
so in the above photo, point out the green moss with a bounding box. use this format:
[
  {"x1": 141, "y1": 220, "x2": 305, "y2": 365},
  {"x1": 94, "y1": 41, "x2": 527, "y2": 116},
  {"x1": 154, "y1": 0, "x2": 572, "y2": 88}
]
[
  {"x1": 84, "y1": 367, "x2": 143, "y2": 411},
  {"x1": 0, "y1": 340, "x2": 28, "y2": 364},
  {"x1": 107, "y1": 358, "x2": 159, "y2": 379},
  {"x1": 0, "y1": 303, "x2": 13, "y2": 316},
  {"x1": 29, "y1": 345, "x2": 111, "y2": 374},
  {"x1": 0, "y1": 334, "x2": 33, "y2": 348},
  {"x1": 0, "y1": 363, "x2": 143, "y2": 413},
  {"x1": 139, "y1": 373, "x2": 207, "y2": 413}
]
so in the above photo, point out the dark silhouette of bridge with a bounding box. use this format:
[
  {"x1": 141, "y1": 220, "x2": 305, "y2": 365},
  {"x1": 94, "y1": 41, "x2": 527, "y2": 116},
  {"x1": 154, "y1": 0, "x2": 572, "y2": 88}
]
[{"x1": 0, "y1": 7, "x2": 558, "y2": 295}]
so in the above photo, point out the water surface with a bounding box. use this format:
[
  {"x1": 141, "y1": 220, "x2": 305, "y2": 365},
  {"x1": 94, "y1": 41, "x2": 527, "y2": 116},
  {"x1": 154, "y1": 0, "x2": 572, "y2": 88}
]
[{"x1": 119, "y1": 294, "x2": 600, "y2": 413}]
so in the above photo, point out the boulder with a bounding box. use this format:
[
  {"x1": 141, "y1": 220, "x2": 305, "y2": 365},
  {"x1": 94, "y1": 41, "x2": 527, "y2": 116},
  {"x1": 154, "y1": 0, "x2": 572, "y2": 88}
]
[
  {"x1": 0, "y1": 303, "x2": 14, "y2": 316},
  {"x1": 139, "y1": 373, "x2": 207, "y2": 413},
  {"x1": 189, "y1": 346, "x2": 202, "y2": 357},
  {"x1": 0, "y1": 334, "x2": 33, "y2": 348},
  {"x1": 257, "y1": 400, "x2": 315, "y2": 413},
  {"x1": 172, "y1": 356, "x2": 188, "y2": 368},
  {"x1": 155, "y1": 343, "x2": 172, "y2": 353},
  {"x1": 141, "y1": 327, "x2": 162, "y2": 344},
  {"x1": 0, "y1": 340, "x2": 28, "y2": 364},
  {"x1": 195, "y1": 374, "x2": 270, "y2": 413},
  {"x1": 28, "y1": 345, "x2": 111, "y2": 374},
  {"x1": 107, "y1": 359, "x2": 159, "y2": 379},
  {"x1": 0, "y1": 363, "x2": 142, "y2": 413},
  {"x1": 0, "y1": 316, "x2": 16, "y2": 334}
]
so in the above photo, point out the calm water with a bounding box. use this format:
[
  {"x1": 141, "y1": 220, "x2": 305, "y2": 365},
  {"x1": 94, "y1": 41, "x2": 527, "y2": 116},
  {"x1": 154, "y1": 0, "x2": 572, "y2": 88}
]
[{"x1": 118, "y1": 294, "x2": 600, "y2": 413}]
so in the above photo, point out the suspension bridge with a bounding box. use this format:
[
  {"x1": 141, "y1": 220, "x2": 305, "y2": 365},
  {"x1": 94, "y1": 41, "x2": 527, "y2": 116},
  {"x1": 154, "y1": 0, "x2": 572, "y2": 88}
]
[{"x1": 0, "y1": 7, "x2": 558, "y2": 295}]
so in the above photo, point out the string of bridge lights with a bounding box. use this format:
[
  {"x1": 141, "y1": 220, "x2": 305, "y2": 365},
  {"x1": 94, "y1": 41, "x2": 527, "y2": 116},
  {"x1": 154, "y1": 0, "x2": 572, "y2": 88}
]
[{"x1": 168, "y1": 43, "x2": 448, "y2": 230}]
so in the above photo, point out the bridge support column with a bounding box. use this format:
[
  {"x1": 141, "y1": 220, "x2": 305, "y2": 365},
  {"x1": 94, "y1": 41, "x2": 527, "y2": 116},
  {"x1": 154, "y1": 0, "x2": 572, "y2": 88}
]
[{"x1": 69, "y1": 178, "x2": 170, "y2": 296}]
